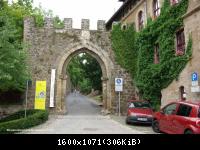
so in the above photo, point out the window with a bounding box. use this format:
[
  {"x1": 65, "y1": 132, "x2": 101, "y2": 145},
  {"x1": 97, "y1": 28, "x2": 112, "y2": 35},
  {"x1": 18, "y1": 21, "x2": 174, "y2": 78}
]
[
  {"x1": 198, "y1": 107, "x2": 200, "y2": 118},
  {"x1": 176, "y1": 29, "x2": 185, "y2": 56},
  {"x1": 163, "y1": 103, "x2": 177, "y2": 115},
  {"x1": 170, "y1": 0, "x2": 180, "y2": 5},
  {"x1": 179, "y1": 86, "x2": 186, "y2": 101},
  {"x1": 153, "y1": 0, "x2": 160, "y2": 19},
  {"x1": 112, "y1": 21, "x2": 119, "y2": 30},
  {"x1": 154, "y1": 44, "x2": 160, "y2": 64},
  {"x1": 138, "y1": 11, "x2": 144, "y2": 31},
  {"x1": 176, "y1": 104, "x2": 192, "y2": 117},
  {"x1": 128, "y1": 101, "x2": 151, "y2": 109},
  {"x1": 128, "y1": 103, "x2": 135, "y2": 108},
  {"x1": 122, "y1": 24, "x2": 127, "y2": 30}
]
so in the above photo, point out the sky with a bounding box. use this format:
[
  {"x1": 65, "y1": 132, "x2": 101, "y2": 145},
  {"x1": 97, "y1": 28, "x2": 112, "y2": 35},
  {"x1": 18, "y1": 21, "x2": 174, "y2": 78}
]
[{"x1": 32, "y1": 0, "x2": 122, "y2": 30}]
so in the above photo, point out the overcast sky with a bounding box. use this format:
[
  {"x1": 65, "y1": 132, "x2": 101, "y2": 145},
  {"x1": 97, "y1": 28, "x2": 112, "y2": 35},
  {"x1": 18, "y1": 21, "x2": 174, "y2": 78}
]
[{"x1": 32, "y1": 0, "x2": 122, "y2": 30}]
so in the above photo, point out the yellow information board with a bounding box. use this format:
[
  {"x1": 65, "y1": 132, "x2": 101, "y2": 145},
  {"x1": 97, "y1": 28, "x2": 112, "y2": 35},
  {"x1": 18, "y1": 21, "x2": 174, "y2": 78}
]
[{"x1": 34, "y1": 81, "x2": 46, "y2": 110}]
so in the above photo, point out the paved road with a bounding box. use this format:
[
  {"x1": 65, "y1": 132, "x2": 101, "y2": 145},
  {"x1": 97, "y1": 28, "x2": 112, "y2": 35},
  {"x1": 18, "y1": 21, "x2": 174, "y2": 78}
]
[
  {"x1": 66, "y1": 93, "x2": 101, "y2": 115},
  {"x1": 21, "y1": 93, "x2": 150, "y2": 134},
  {"x1": 110, "y1": 115, "x2": 155, "y2": 134}
]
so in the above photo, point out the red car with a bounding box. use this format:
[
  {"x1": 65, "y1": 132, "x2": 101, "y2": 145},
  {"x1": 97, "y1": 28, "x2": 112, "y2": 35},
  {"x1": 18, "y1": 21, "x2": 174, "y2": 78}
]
[
  {"x1": 126, "y1": 100, "x2": 154, "y2": 124},
  {"x1": 152, "y1": 101, "x2": 200, "y2": 134}
]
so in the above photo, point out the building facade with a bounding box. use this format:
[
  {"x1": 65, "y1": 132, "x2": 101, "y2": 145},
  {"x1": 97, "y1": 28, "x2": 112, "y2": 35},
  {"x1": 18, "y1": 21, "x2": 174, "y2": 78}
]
[
  {"x1": 106, "y1": 0, "x2": 200, "y2": 106},
  {"x1": 106, "y1": 0, "x2": 164, "y2": 31},
  {"x1": 161, "y1": 0, "x2": 200, "y2": 106}
]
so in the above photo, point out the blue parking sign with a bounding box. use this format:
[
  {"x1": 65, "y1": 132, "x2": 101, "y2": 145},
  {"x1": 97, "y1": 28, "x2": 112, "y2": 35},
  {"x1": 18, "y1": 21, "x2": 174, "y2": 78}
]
[
  {"x1": 115, "y1": 78, "x2": 123, "y2": 92},
  {"x1": 192, "y1": 72, "x2": 198, "y2": 81},
  {"x1": 116, "y1": 79, "x2": 122, "y2": 84}
]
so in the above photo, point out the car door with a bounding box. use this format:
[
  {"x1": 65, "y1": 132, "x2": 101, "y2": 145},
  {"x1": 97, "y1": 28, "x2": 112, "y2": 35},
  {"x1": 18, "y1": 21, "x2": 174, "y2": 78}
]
[
  {"x1": 159, "y1": 103, "x2": 178, "y2": 134},
  {"x1": 172, "y1": 104, "x2": 192, "y2": 134}
]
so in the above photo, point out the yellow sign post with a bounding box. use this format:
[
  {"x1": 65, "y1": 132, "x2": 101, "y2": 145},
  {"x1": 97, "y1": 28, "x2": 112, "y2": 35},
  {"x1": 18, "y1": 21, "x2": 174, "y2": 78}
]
[{"x1": 34, "y1": 81, "x2": 46, "y2": 110}]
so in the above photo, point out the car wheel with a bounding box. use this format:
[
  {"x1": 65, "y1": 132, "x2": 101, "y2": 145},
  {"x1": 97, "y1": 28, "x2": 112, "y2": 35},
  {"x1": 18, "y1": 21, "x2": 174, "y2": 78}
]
[
  {"x1": 152, "y1": 119, "x2": 160, "y2": 133},
  {"x1": 184, "y1": 130, "x2": 193, "y2": 134}
]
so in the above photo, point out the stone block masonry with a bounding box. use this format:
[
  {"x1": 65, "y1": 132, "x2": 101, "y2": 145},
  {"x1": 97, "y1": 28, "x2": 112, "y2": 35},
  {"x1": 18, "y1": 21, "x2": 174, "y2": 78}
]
[
  {"x1": 64, "y1": 18, "x2": 72, "y2": 30},
  {"x1": 22, "y1": 17, "x2": 136, "y2": 115},
  {"x1": 81, "y1": 19, "x2": 90, "y2": 30}
]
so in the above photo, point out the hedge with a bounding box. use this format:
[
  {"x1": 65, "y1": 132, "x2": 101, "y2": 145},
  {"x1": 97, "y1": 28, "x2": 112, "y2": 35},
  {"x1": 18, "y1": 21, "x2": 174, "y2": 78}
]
[{"x1": 0, "y1": 110, "x2": 48, "y2": 134}]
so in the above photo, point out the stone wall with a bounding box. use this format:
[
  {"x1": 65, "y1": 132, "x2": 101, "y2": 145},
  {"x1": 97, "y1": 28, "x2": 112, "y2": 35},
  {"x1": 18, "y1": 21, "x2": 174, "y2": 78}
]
[
  {"x1": 23, "y1": 17, "x2": 136, "y2": 115},
  {"x1": 0, "y1": 105, "x2": 24, "y2": 118},
  {"x1": 111, "y1": 65, "x2": 136, "y2": 115},
  {"x1": 161, "y1": 0, "x2": 200, "y2": 106}
]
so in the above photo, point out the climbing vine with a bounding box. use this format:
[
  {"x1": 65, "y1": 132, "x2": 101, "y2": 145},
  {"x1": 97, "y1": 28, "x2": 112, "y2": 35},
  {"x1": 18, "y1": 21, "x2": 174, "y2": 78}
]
[
  {"x1": 111, "y1": 0, "x2": 192, "y2": 109},
  {"x1": 111, "y1": 24, "x2": 137, "y2": 78}
]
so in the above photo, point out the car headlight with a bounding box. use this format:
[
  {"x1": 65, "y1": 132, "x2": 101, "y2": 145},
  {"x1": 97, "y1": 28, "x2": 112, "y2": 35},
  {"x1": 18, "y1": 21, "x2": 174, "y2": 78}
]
[
  {"x1": 130, "y1": 113, "x2": 137, "y2": 117},
  {"x1": 147, "y1": 115, "x2": 153, "y2": 118}
]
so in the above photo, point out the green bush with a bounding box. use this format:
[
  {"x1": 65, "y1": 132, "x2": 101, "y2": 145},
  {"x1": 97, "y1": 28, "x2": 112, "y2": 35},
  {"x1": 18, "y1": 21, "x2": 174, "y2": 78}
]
[
  {"x1": 0, "y1": 110, "x2": 48, "y2": 134},
  {"x1": 0, "y1": 110, "x2": 37, "y2": 123}
]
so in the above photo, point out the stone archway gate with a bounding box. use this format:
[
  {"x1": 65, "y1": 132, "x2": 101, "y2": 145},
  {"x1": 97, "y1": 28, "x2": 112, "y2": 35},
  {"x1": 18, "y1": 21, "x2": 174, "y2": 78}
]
[{"x1": 24, "y1": 17, "x2": 135, "y2": 114}]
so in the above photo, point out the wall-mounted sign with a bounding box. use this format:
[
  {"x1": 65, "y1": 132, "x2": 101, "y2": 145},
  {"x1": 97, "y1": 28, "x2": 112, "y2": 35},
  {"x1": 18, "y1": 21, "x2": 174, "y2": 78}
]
[
  {"x1": 191, "y1": 86, "x2": 200, "y2": 93},
  {"x1": 35, "y1": 81, "x2": 46, "y2": 110},
  {"x1": 192, "y1": 72, "x2": 198, "y2": 81},
  {"x1": 192, "y1": 81, "x2": 198, "y2": 86},
  {"x1": 191, "y1": 72, "x2": 200, "y2": 93},
  {"x1": 50, "y1": 69, "x2": 56, "y2": 108}
]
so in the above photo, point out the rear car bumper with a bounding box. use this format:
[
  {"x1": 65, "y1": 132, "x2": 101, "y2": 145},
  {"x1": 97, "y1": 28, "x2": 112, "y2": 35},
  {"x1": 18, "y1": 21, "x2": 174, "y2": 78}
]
[
  {"x1": 193, "y1": 128, "x2": 200, "y2": 134},
  {"x1": 126, "y1": 116, "x2": 153, "y2": 124}
]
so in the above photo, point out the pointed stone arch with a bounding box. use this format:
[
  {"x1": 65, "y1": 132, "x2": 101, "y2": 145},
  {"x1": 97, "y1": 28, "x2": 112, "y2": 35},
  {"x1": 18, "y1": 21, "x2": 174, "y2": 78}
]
[
  {"x1": 24, "y1": 17, "x2": 136, "y2": 115},
  {"x1": 55, "y1": 41, "x2": 114, "y2": 114}
]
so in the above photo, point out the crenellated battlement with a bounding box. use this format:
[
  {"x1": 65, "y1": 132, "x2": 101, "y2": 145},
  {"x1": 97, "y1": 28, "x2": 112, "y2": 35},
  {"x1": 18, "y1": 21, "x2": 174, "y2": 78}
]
[
  {"x1": 24, "y1": 17, "x2": 106, "y2": 31},
  {"x1": 97, "y1": 20, "x2": 106, "y2": 31},
  {"x1": 81, "y1": 19, "x2": 90, "y2": 30},
  {"x1": 23, "y1": 16, "x2": 136, "y2": 116},
  {"x1": 64, "y1": 18, "x2": 72, "y2": 29}
]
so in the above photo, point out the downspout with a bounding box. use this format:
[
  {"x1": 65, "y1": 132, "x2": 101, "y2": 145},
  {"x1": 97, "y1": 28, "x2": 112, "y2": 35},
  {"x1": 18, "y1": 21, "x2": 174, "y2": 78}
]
[{"x1": 144, "y1": 0, "x2": 148, "y2": 25}]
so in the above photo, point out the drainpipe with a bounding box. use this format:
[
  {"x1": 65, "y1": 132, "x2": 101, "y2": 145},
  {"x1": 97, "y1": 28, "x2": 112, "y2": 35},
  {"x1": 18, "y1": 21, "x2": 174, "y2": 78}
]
[{"x1": 144, "y1": 0, "x2": 148, "y2": 25}]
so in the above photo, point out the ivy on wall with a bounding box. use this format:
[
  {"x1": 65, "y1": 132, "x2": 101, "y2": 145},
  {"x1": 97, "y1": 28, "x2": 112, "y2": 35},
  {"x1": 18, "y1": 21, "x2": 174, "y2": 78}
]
[
  {"x1": 111, "y1": 24, "x2": 138, "y2": 78},
  {"x1": 111, "y1": 0, "x2": 192, "y2": 108}
]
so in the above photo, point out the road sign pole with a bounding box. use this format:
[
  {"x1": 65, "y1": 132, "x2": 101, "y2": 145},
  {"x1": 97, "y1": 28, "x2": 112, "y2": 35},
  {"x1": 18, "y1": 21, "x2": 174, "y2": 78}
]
[
  {"x1": 119, "y1": 91, "x2": 121, "y2": 116},
  {"x1": 25, "y1": 80, "x2": 28, "y2": 118},
  {"x1": 115, "y1": 78, "x2": 123, "y2": 116}
]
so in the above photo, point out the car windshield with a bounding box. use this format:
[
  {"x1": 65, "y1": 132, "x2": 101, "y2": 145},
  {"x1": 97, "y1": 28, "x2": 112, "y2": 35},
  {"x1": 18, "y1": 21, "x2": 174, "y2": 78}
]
[{"x1": 128, "y1": 101, "x2": 151, "y2": 109}]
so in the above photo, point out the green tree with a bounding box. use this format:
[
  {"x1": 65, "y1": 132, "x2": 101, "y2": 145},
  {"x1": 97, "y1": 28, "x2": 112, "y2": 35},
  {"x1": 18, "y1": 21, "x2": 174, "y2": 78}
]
[
  {"x1": 67, "y1": 53, "x2": 102, "y2": 94},
  {"x1": 79, "y1": 53, "x2": 102, "y2": 91},
  {"x1": 0, "y1": 0, "x2": 60, "y2": 92},
  {"x1": 0, "y1": 3, "x2": 29, "y2": 91},
  {"x1": 67, "y1": 56, "x2": 85, "y2": 88},
  {"x1": 53, "y1": 15, "x2": 64, "y2": 29}
]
